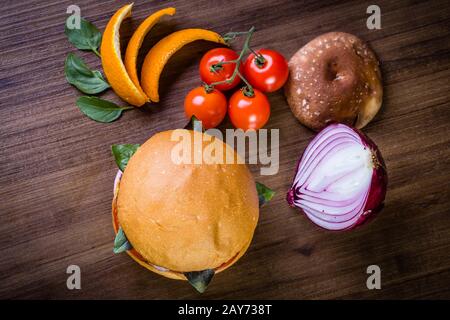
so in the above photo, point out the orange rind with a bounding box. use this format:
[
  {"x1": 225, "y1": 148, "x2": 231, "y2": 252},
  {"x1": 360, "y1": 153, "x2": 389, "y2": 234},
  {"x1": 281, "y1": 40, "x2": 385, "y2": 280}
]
[
  {"x1": 100, "y1": 3, "x2": 148, "y2": 107},
  {"x1": 124, "y1": 7, "x2": 176, "y2": 92},
  {"x1": 140, "y1": 29, "x2": 226, "y2": 102}
]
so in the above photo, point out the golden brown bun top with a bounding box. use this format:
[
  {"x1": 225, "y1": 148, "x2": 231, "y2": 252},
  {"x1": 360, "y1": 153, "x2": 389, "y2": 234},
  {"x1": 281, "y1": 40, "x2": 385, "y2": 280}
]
[
  {"x1": 117, "y1": 130, "x2": 259, "y2": 272},
  {"x1": 285, "y1": 32, "x2": 382, "y2": 131}
]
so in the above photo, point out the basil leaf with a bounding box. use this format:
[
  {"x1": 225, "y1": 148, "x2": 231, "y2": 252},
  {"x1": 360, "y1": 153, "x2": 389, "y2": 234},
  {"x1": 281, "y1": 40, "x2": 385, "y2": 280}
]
[
  {"x1": 111, "y1": 144, "x2": 140, "y2": 171},
  {"x1": 184, "y1": 115, "x2": 203, "y2": 132},
  {"x1": 76, "y1": 96, "x2": 132, "y2": 123},
  {"x1": 184, "y1": 269, "x2": 215, "y2": 293},
  {"x1": 65, "y1": 53, "x2": 109, "y2": 94},
  {"x1": 256, "y1": 182, "x2": 275, "y2": 207},
  {"x1": 113, "y1": 227, "x2": 132, "y2": 254},
  {"x1": 65, "y1": 17, "x2": 102, "y2": 56}
]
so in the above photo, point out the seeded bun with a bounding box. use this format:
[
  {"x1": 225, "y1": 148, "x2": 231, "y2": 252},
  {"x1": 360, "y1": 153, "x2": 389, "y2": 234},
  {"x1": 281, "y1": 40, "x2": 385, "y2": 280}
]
[
  {"x1": 112, "y1": 130, "x2": 259, "y2": 280},
  {"x1": 285, "y1": 32, "x2": 383, "y2": 131}
]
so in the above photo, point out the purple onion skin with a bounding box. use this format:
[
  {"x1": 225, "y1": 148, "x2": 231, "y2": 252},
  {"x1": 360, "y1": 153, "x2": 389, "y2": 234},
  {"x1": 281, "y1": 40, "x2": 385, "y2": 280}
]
[
  {"x1": 351, "y1": 128, "x2": 388, "y2": 229},
  {"x1": 287, "y1": 123, "x2": 388, "y2": 231}
]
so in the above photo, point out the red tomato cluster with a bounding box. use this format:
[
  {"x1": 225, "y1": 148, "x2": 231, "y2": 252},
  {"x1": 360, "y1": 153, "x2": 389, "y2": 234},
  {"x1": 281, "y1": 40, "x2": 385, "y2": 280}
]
[{"x1": 184, "y1": 48, "x2": 288, "y2": 130}]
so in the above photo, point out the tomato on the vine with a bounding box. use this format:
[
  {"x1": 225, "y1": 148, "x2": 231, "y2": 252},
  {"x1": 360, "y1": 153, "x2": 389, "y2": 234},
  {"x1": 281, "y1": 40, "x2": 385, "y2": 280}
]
[
  {"x1": 228, "y1": 89, "x2": 270, "y2": 130},
  {"x1": 199, "y1": 48, "x2": 243, "y2": 91},
  {"x1": 243, "y1": 49, "x2": 289, "y2": 92},
  {"x1": 184, "y1": 86, "x2": 227, "y2": 129}
]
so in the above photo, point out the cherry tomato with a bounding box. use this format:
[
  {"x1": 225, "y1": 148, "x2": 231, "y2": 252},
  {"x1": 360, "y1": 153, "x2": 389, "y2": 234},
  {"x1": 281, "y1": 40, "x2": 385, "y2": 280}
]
[
  {"x1": 228, "y1": 89, "x2": 270, "y2": 130},
  {"x1": 184, "y1": 86, "x2": 227, "y2": 129},
  {"x1": 199, "y1": 48, "x2": 242, "y2": 91},
  {"x1": 243, "y1": 49, "x2": 289, "y2": 92}
]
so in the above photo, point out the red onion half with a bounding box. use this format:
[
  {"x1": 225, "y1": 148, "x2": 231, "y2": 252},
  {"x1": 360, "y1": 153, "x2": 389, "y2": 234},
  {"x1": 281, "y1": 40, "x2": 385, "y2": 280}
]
[{"x1": 287, "y1": 123, "x2": 387, "y2": 231}]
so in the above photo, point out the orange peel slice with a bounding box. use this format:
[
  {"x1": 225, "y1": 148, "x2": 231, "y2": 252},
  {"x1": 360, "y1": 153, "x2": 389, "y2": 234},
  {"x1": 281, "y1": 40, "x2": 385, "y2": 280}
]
[
  {"x1": 124, "y1": 7, "x2": 176, "y2": 91},
  {"x1": 100, "y1": 3, "x2": 148, "y2": 107},
  {"x1": 140, "y1": 29, "x2": 226, "y2": 102}
]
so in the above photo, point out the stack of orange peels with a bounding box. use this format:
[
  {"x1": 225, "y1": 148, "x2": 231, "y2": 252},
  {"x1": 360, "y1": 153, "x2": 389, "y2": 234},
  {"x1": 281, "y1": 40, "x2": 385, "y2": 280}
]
[{"x1": 100, "y1": 3, "x2": 225, "y2": 107}]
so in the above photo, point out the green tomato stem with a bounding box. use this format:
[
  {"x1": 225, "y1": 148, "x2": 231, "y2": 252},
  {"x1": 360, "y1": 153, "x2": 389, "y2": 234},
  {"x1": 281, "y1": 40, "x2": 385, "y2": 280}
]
[{"x1": 249, "y1": 47, "x2": 266, "y2": 67}]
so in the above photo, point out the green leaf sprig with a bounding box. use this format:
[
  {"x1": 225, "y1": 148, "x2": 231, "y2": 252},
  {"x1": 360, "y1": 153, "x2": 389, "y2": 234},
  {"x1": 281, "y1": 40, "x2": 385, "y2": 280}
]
[
  {"x1": 64, "y1": 16, "x2": 134, "y2": 122},
  {"x1": 184, "y1": 269, "x2": 215, "y2": 293},
  {"x1": 113, "y1": 227, "x2": 132, "y2": 253},
  {"x1": 65, "y1": 53, "x2": 109, "y2": 94},
  {"x1": 76, "y1": 96, "x2": 132, "y2": 123},
  {"x1": 256, "y1": 182, "x2": 275, "y2": 207},
  {"x1": 111, "y1": 144, "x2": 140, "y2": 171},
  {"x1": 65, "y1": 17, "x2": 102, "y2": 56}
]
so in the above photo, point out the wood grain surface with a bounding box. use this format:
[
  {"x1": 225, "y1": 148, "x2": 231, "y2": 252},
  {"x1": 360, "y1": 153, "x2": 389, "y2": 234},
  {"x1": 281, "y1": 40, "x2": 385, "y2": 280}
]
[{"x1": 1, "y1": 0, "x2": 449, "y2": 299}]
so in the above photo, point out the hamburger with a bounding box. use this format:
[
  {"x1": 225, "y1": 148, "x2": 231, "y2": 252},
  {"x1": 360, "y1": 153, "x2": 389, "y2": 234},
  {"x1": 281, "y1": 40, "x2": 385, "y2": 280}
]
[{"x1": 111, "y1": 128, "x2": 271, "y2": 292}]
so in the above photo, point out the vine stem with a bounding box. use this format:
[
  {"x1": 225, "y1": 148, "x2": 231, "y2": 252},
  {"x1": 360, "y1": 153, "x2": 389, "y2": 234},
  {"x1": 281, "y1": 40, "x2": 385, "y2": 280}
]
[
  {"x1": 209, "y1": 59, "x2": 237, "y2": 73},
  {"x1": 222, "y1": 31, "x2": 252, "y2": 43},
  {"x1": 205, "y1": 26, "x2": 256, "y2": 97}
]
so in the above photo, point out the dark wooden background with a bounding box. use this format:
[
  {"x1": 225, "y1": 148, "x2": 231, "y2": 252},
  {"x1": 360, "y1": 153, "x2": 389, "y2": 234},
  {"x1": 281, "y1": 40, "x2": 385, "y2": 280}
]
[{"x1": 1, "y1": 0, "x2": 449, "y2": 299}]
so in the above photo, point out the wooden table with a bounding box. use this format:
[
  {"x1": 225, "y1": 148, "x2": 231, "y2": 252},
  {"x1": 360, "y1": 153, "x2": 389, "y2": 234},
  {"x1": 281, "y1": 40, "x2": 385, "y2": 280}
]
[{"x1": 1, "y1": 0, "x2": 449, "y2": 299}]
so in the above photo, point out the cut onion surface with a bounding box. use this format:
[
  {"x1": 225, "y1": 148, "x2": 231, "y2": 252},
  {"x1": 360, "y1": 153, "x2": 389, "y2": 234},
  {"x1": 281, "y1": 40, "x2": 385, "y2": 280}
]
[{"x1": 287, "y1": 123, "x2": 387, "y2": 231}]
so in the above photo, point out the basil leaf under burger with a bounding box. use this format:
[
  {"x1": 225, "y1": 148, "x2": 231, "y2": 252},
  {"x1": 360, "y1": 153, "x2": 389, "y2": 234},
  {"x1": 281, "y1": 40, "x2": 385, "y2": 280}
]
[
  {"x1": 113, "y1": 227, "x2": 132, "y2": 253},
  {"x1": 184, "y1": 269, "x2": 215, "y2": 293},
  {"x1": 184, "y1": 115, "x2": 203, "y2": 132},
  {"x1": 111, "y1": 144, "x2": 140, "y2": 171},
  {"x1": 256, "y1": 182, "x2": 275, "y2": 207}
]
